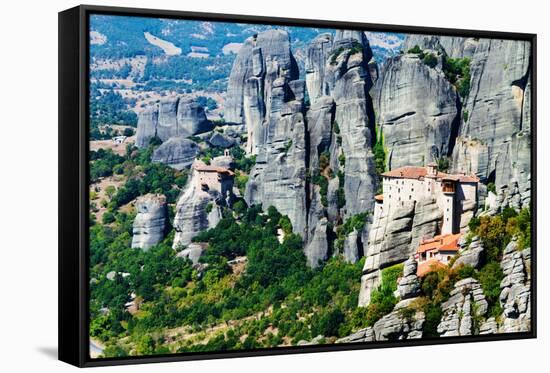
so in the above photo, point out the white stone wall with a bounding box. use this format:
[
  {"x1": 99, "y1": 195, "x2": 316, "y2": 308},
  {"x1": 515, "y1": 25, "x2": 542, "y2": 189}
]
[{"x1": 382, "y1": 175, "x2": 477, "y2": 235}]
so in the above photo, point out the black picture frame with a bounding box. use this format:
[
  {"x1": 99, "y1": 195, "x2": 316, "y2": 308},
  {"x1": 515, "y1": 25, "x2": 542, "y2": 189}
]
[{"x1": 59, "y1": 4, "x2": 537, "y2": 368}]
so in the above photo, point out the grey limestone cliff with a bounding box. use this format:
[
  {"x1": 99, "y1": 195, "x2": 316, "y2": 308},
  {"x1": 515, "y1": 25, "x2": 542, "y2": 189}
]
[
  {"x1": 238, "y1": 30, "x2": 308, "y2": 239},
  {"x1": 151, "y1": 137, "x2": 200, "y2": 170},
  {"x1": 499, "y1": 239, "x2": 531, "y2": 333},
  {"x1": 324, "y1": 30, "x2": 378, "y2": 218},
  {"x1": 131, "y1": 194, "x2": 167, "y2": 250},
  {"x1": 373, "y1": 52, "x2": 459, "y2": 170},
  {"x1": 452, "y1": 39, "x2": 531, "y2": 207},
  {"x1": 136, "y1": 97, "x2": 213, "y2": 147},
  {"x1": 437, "y1": 277, "x2": 488, "y2": 337}
]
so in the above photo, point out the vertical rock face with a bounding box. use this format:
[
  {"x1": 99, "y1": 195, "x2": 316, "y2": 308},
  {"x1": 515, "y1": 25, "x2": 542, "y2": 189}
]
[
  {"x1": 397, "y1": 257, "x2": 421, "y2": 299},
  {"x1": 304, "y1": 218, "x2": 329, "y2": 268},
  {"x1": 225, "y1": 30, "x2": 299, "y2": 141},
  {"x1": 453, "y1": 39, "x2": 531, "y2": 205},
  {"x1": 151, "y1": 137, "x2": 200, "y2": 170},
  {"x1": 402, "y1": 34, "x2": 479, "y2": 58},
  {"x1": 136, "y1": 97, "x2": 212, "y2": 147},
  {"x1": 373, "y1": 53, "x2": 459, "y2": 169},
  {"x1": 499, "y1": 240, "x2": 531, "y2": 333},
  {"x1": 452, "y1": 235, "x2": 485, "y2": 269},
  {"x1": 324, "y1": 30, "x2": 378, "y2": 217},
  {"x1": 244, "y1": 86, "x2": 308, "y2": 238},
  {"x1": 305, "y1": 33, "x2": 333, "y2": 105},
  {"x1": 136, "y1": 106, "x2": 159, "y2": 148},
  {"x1": 437, "y1": 278, "x2": 488, "y2": 337},
  {"x1": 358, "y1": 198, "x2": 441, "y2": 306},
  {"x1": 131, "y1": 194, "x2": 167, "y2": 250},
  {"x1": 343, "y1": 229, "x2": 361, "y2": 264},
  {"x1": 237, "y1": 30, "x2": 308, "y2": 239},
  {"x1": 307, "y1": 96, "x2": 335, "y2": 172}
]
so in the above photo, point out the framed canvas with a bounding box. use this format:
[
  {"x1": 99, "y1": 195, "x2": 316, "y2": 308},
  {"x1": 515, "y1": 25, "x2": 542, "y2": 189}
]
[{"x1": 58, "y1": 4, "x2": 537, "y2": 367}]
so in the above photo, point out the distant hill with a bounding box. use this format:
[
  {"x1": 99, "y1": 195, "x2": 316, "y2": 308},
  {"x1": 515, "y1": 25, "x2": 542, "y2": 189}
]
[{"x1": 90, "y1": 15, "x2": 404, "y2": 92}]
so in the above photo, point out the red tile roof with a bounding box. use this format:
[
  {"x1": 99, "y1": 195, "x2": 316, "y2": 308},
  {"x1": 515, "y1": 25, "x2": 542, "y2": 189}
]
[
  {"x1": 194, "y1": 164, "x2": 235, "y2": 176},
  {"x1": 417, "y1": 233, "x2": 461, "y2": 254},
  {"x1": 375, "y1": 194, "x2": 384, "y2": 202},
  {"x1": 382, "y1": 166, "x2": 479, "y2": 183},
  {"x1": 417, "y1": 258, "x2": 447, "y2": 277}
]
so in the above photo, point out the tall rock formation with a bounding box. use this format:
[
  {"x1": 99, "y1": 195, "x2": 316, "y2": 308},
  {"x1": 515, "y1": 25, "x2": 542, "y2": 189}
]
[
  {"x1": 305, "y1": 33, "x2": 333, "y2": 105},
  {"x1": 437, "y1": 278, "x2": 488, "y2": 336},
  {"x1": 499, "y1": 239, "x2": 531, "y2": 333},
  {"x1": 324, "y1": 30, "x2": 378, "y2": 218},
  {"x1": 131, "y1": 194, "x2": 167, "y2": 250},
  {"x1": 136, "y1": 97, "x2": 213, "y2": 147},
  {"x1": 244, "y1": 79, "x2": 308, "y2": 238},
  {"x1": 452, "y1": 39, "x2": 531, "y2": 209},
  {"x1": 235, "y1": 30, "x2": 308, "y2": 238},
  {"x1": 224, "y1": 30, "x2": 299, "y2": 152},
  {"x1": 373, "y1": 52, "x2": 459, "y2": 169}
]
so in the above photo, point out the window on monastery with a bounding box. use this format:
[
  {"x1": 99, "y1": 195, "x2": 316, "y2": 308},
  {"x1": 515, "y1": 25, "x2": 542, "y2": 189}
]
[{"x1": 409, "y1": 195, "x2": 411, "y2": 200}]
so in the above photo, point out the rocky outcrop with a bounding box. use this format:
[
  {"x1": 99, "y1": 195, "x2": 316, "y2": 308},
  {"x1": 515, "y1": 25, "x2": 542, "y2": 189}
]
[
  {"x1": 131, "y1": 194, "x2": 167, "y2": 250},
  {"x1": 343, "y1": 229, "x2": 361, "y2": 264},
  {"x1": 452, "y1": 235, "x2": 485, "y2": 269},
  {"x1": 208, "y1": 132, "x2": 235, "y2": 148},
  {"x1": 324, "y1": 30, "x2": 378, "y2": 217},
  {"x1": 297, "y1": 335, "x2": 325, "y2": 346},
  {"x1": 136, "y1": 97, "x2": 213, "y2": 147},
  {"x1": 402, "y1": 34, "x2": 479, "y2": 58},
  {"x1": 499, "y1": 239, "x2": 531, "y2": 333},
  {"x1": 358, "y1": 197, "x2": 441, "y2": 306},
  {"x1": 305, "y1": 218, "x2": 329, "y2": 268},
  {"x1": 338, "y1": 298, "x2": 424, "y2": 343},
  {"x1": 453, "y1": 39, "x2": 531, "y2": 200},
  {"x1": 224, "y1": 30, "x2": 299, "y2": 147},
  {"x1": 373, "y1": 298, "x2": 425, "y2": 340},
  {"x1": 437, "y1": 278, "x2": 488, "y2": 337},
  {"x1": 305, "y1": 33, "x2": 333, "y2": 105},
  {"x1": 135, "y1": 106, "x2": 158, "y2": 148},
  {"x1": 241, "y1": 31, "x2": 308, "y2": 239},
  {"x1": 397, "y1": 257, "x2": 421, "y2": 299},
  {"x1": 176, "y1": 242, "x2": 207, "y2": 265},
  {"x1": 172, "y1": 162, "x2": 227, "y2": 249},
  {"x1": 306, "y1": 96, "x2": 335, "y2": 172},
  {"x1": 373, "y1": 52, "x2": 459, "y2": 169},
  {"x1": 484, "y1": 179, "x2": 529, "y2": 215},
  {"x1": 151, "y1": 137, "x2": 200, "y2": 170}
]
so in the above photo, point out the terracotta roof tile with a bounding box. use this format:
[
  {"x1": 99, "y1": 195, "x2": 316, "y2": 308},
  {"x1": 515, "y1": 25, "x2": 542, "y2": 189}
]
[
  {"x1": 416, "y1": 233, "x2": 461, "y2": 254},
  {"x1": 194, "y1": 164, "x2": 235, "y2": 176},
  {"x1": 382, "y1": 166, "x2": 479, "y2": 183}
]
